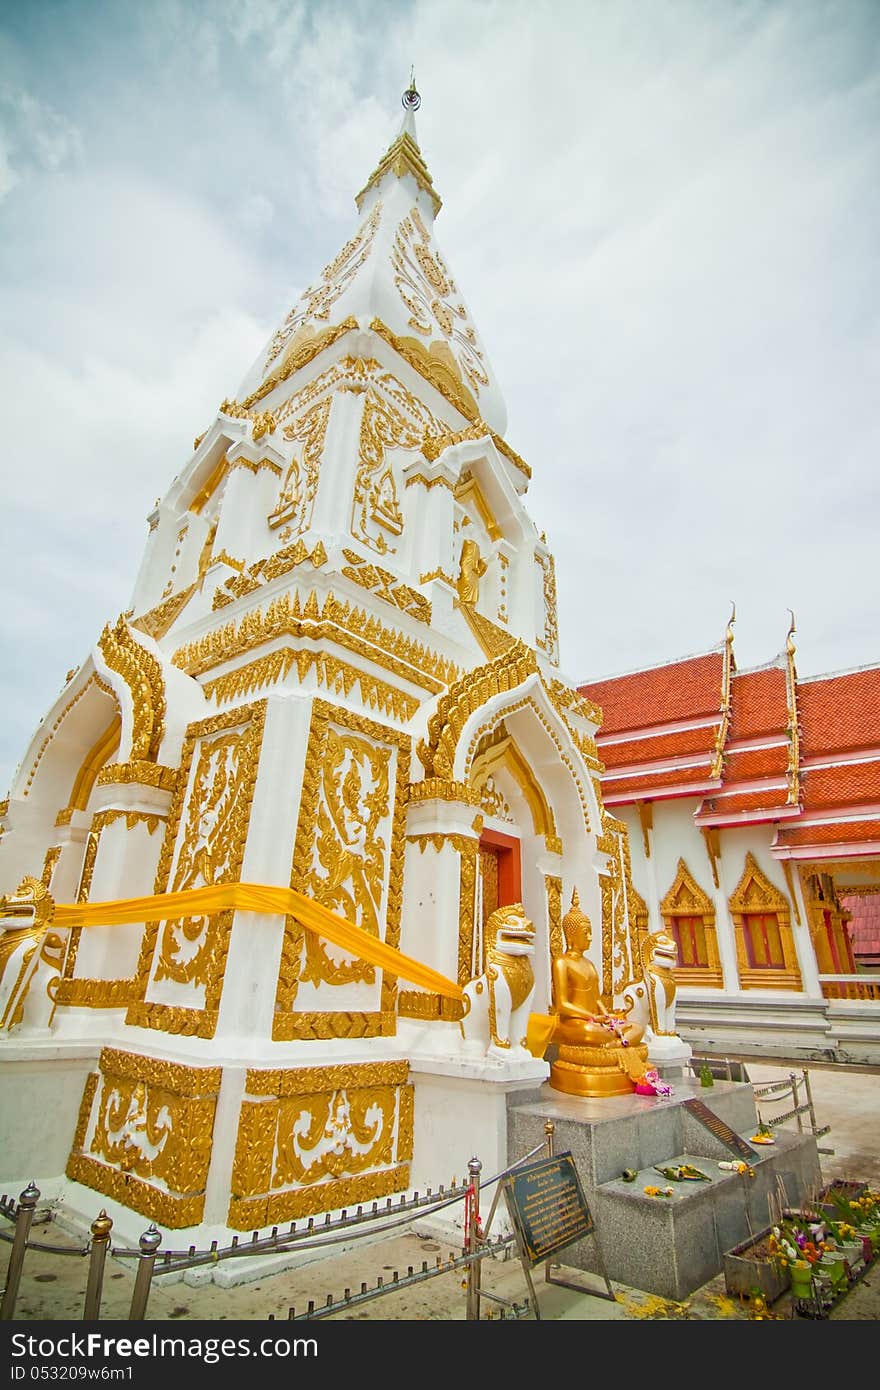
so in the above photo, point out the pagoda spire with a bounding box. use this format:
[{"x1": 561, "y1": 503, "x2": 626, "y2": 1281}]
[{"x1": 355, "y1": 74, "x2": 442, "y2": 218}]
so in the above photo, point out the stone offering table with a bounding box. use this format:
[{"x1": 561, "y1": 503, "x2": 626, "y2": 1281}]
[{"x1": 508, "y1": 1074, "x2": 822, "y2": 1300}]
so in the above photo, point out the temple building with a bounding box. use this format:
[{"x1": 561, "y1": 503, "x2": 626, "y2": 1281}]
[
  {"x1": 1, "y1": 87, "x2": 876, "y2": 1250},
  {"x1": 579, "y1": 616, "x2": 880, "y2": 1063},
  {"x1": 0, "y1": 87, "x2": 672, "y2": 1241}
]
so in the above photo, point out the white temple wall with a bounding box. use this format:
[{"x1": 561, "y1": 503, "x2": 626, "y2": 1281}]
[
  {"x1": 309, "y1": 390, "x2": 363, "y2": 539},
  {"x1": 399, "y1": 835, "x2": 467, "y2": 986},
  {"x1": 199, "y1": 695, "x2": 309, "y2": 1043},
  {"x1": 621, "y1": 796, "x2": 825, "y2": 1002}
]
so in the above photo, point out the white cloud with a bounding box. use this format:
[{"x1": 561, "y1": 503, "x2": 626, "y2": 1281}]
[{"x1": 0, "y1": 0, "x2": 878, "y2": 794}]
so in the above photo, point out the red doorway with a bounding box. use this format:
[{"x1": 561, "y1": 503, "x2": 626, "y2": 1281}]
[{"x1": 478, "y1": 828, "x2": 522, "y2": 930}]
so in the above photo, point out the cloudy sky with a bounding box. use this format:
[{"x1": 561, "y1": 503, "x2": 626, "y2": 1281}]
[{"x1": 1, "y1": 0, "x2": 878, "y2": 796}]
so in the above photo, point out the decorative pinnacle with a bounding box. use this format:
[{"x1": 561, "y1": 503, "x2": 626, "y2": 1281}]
[{"x1": 402, "y1": 69, "x2": 421, "y2": 112}]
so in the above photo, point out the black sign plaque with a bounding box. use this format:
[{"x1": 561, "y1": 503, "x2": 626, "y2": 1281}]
[
  {"x1": 684, "y1": 1098, "x2": 757, "y2": 1160},
  {"x1": 504, "y1": 1152, "x2": 594, "y2": 1267}
]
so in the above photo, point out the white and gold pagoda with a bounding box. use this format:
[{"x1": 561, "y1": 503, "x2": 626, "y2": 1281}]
[{"x1": 0, "y1": 87, "x2": 683, "y2": 1241}]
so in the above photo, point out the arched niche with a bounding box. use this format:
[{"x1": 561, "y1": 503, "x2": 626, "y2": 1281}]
[{"x1": 12, "y1": 669, "x2": 120, "y2": 817}]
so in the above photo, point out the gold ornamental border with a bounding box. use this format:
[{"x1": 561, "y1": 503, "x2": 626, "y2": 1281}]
[
  {"x1": 244, "y1": 1060, "x2": 408, "y2": 1097},
  {"x1": 66, "y1": 1050, "x2": 222, "y2": 1229}
]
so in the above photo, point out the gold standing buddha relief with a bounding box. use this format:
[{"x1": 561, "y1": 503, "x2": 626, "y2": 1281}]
[{"x1": 273, "y1": 701, "x2": 410, "y2": 1040}]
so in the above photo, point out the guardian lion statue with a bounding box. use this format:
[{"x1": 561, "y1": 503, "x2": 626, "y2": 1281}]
[
  {"x1": 460, "y1": 903, "x2": 537, "y2": 1059},
  {"x1": 617, "y1": 930, "x2": 679, "y2": 1041}
]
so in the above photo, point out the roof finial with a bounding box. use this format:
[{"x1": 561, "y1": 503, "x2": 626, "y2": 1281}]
[
  {"x1": 726, "y1": 600, "x2": 736, "y2": 644},
  {"x1": 786, "y1": 608, "x2": 796, "y2": 656},
  {"x1": 402, "y1": 68, "x2": 421, "y2": 112}
]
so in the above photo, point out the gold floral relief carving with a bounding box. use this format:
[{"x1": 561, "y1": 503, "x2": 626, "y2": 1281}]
[
  {"x1": 341, "y1": 548, "x2": 431, "y2": 625},
  {"x1": 202, "y1": 647, "x2": 419, "y2": 724},
  {"x1": 406, "y1": 832, "x2": 477, "y2": 854},
  {"x1": 126, "y1": 703, "x2": 265, "y2": 1039},
  {"x1": 66, "y1": 1050, "x2": 220, "y2": 1229},
  {"x1": 154, "y1": 730, "x2": 256, "y2": 988},
  {"x1": 446, "y1": 684, "x2": 592, "y2": 836},
  {"x1": 41, "y1": 846, "x2": 62, "y2": 888},
  {"x1": 417, "y1": 642, "x2": 538, "y2": 780},
  {"x1": 392, "y1": 209, "x2": 488, "y2": 398},
  {"x1": 96, "y1": 763, "x2": 177, "y2": 791},
  {"x1": 296, "y1": 724, "x2": 394, "y2": 989},
  {"x1": 549, "y1": 680, "x2": 602, "y2": 730},
  {"x1": 352, "y1": 376, "x2": 444, "y2": 554},
  {"x1": 265, "y1": 204, "x2": 382, "y2": 372},
  {"x1": 273, "y1": 703, "x2": 409, "y2": 1032},
  {"x1": 397, "y1": 990, "x2": 464, "y2": 1021},
  {"x1": 273, "y1": 1085, "x2": 397, "y2": 1186},
  {"x1": 545, "y1": 875, "x2": 563, "y2": 959},
  {"x1": 230, "y1": 1165, "x2": 410, "y2": 1230},
  {"x1": 228, "y1": 1065, "x2": 413, "y2": 1226},
  {"x1": 246, "y1": 1062, "x2": 408, "y2": 1095},
  {"x1": 268, "y1": 398, "x2": 332, "y2": 534},
  {"x1": 535, "y1": 551, "x2": 560, "y2": 666},
  {"x1": 243, "y1": 320, "x2": 359, "y2": 412},
  {"x1": 212, "y1": 538, "x2": 328, "y2": 610},
  {"x1": 97, "y1": 616, "x2": 166, "y2": 762},
  {"x1": 172, "y1": 589, "x2": 458, "y2": 694},
  {"x1": 458, "y1": 840, "x2": 478, "y2": 987},
  {"x1": 406, "y1": 778, "x2": 482, "y2": 807}
]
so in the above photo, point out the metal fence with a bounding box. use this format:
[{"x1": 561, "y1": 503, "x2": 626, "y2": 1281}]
[
  {"x1": 686, "y1": 1056, "x2": 833, "y2": 1156},
  {"x1": 1, "y1": 1129, "x2": 556, "y2": 1323}
]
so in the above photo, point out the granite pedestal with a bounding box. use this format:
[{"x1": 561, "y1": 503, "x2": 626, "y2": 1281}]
[{"x1": 507, "y1": 1075, "x2": 822, "y2": 1301}]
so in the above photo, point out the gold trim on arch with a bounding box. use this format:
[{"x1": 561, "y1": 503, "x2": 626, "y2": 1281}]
[
  {"x1": 469, "y1": 731, "x2": 556, "y2": 841},
  {"x1": 66, "y1": 716, "x2": 121, "y2": 813}
]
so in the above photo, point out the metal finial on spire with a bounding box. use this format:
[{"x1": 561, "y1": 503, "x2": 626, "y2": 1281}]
[
  {"x1": 726, "y1": 600, "x2": 736, "y2": 641},
  {"x1": 402, "y1": 68, "x2": 421, "y2": 111}
]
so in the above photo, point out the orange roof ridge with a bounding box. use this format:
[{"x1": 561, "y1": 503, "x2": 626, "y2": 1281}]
[
  {"x1": 733, "y1": 653, "x2": 789, "y2": 675},
  {"x1": 577, "y1": 644, "x2": 723, "y2": 687},
  {"x1": 798, "y1": 659, "x2": 880, "y2": 683}
]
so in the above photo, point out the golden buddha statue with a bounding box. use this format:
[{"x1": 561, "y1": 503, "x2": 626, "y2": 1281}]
[
  {"x1": 548, "y1": 889, "x2": 649, "y2": 1097},
  {"x1": 457, "y1": 538, "x2": 487, "y2": 606}
]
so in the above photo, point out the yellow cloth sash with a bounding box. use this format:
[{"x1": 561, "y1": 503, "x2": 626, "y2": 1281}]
[{"x1": 50, "y1": 883, "x2": 463, "y2": 1001}]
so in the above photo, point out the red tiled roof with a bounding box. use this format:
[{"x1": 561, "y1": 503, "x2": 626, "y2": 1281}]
[
  {"x1": 730, "y1": 667, "x2": 788, "y2": 739},
  {"x1": 579, "y1": 652, "x2": 723, "y2": 736},
  {"x1": 599, "y1": 724, "x2": 718, "y2": 769},
  {"x1": 602, "y1": 769, "x2": 713, "y2": 801},
  {"x1": 798, "y1": 668, "x2": 880, "y2": 756},
  {"x1": 801, "y1": 761, "x2": 880, "y2": 811},
  {"x1": 721, "y1": 744, "x2": 789, "y2": 781},
  {"x1": 843, "y1": 895, "x2": 880, "y2": 955},
  {"x1": 775, "y1": 819, "x2": 880, "y2": 848},
  {"x1": 698, "y1": 787, "x2": 790, "y2": 817}
]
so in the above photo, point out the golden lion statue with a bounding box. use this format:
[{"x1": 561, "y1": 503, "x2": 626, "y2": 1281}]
[{"x1": 618, "y1": 930, "x2": 679, "y2": 1040}]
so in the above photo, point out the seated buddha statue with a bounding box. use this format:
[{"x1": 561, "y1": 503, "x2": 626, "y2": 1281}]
[{"x1": 548, "y1": 889, "x2": 649, "y2": 1097}]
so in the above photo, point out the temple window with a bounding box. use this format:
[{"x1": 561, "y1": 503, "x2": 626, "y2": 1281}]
[
  {"x1": 659, "y1": 859, "x2": 722, "y2": 987},
  {"x1": 742, "y1": 912, "x2": 785, "y2": 970},
  {"x1": 670, "y1": 914, "x2": 711, "y2": 970},
  {"x1": 729, "y1": 853, "x2": 802, "y2": 991}
]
